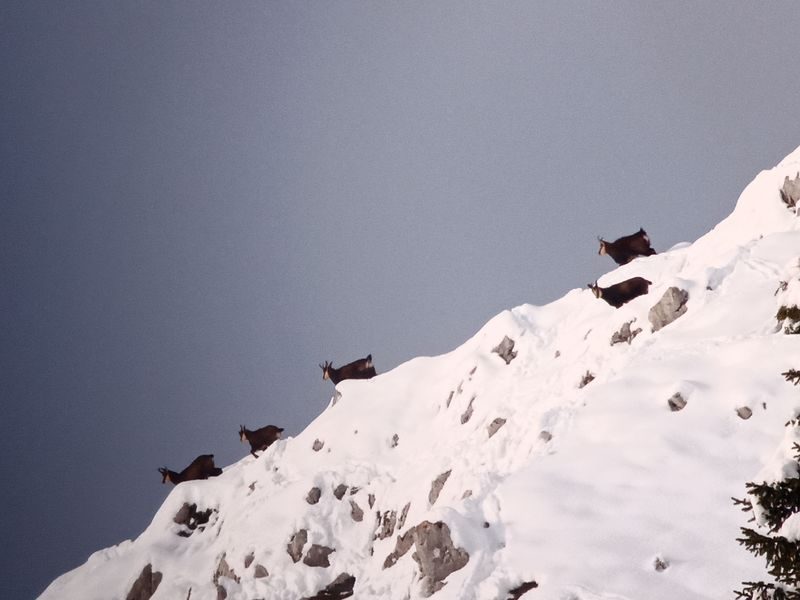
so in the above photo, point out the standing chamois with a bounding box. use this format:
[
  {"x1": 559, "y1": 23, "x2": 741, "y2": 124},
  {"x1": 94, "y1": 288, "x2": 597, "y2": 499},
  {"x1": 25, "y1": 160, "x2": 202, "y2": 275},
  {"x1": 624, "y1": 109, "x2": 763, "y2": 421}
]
[
  {"x1": 320, "y1": 354, "x2": 376, "y2": 385},
  {"x1": 588, "y1": 277, "x2": 652, "y2": 308},
  {"x1": 598, "y1": 228, "x2": 656, "y2": 265},
  {"x1": 239, "y1": 424, "x2": 284, "y2": 457},
  {"x1": 158, "y1": 454, "x2": 222, "y2": 485}
]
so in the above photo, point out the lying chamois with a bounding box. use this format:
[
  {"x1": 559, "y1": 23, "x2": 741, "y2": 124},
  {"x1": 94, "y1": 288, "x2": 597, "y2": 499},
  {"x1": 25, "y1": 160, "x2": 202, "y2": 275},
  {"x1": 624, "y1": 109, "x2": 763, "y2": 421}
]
[
  {"x1": 320, "y1": 354, "x2": 376, "y2": 385},
  {"x1": 598, "y1": 228, "x2": 656, "y2": 265},
  {"x1": 158, "y1": 454, "x2": 222, "y2": 485},
  {"x1": 239, "y1": 424, "x2": 284, "y2": 457},
  {"x1": 588, "y1": 277, "x2": 652, "y2": 308}
]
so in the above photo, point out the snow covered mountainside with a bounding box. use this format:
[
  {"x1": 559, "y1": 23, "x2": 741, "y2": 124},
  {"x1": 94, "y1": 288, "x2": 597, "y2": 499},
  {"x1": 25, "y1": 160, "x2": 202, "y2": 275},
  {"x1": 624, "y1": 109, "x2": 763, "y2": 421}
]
[{"x1": 42, "y1": 148, "x2": 800, "y2": 600}]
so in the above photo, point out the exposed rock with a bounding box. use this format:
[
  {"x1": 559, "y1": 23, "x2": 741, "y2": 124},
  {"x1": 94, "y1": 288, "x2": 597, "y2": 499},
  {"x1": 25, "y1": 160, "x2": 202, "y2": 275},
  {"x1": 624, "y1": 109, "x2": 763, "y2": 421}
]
[
  {"x1": 506, "y1": 580, "x2": 539, "y2": 599},
  {"x1": 737, "y1": 406, "x2": 753, "y2": 420},
  {"x1": 654, "y1": 557, "x2": 670, "y2": 572},
  {"x1": 398, "y1": 502, "x2": 411, "y2": 530},
  {"x1": 578, "y1": 370, "x2": 595, "y2": 388},
  {"x1": 390, "y1": 433, "x2": 399, "y2": 448},
  {"x1": 349, "y1": 486, "x2": 360, "y2": 495},
  {"x1": 301, "y1": 573, "x2": 356, "y2": 599},
  {"x1": 173, "y1": 503, "x2": 215, "y2": 537},
  {"x1": 777, "y1": 305, "x2": 800, "y2": 333},
  {"x1": 312, "y1": 439, "x2": 325, "y2": 452},
  {"x1": 649, "y1": 287, "x2": 689, "y2": 332},
  {"x1": 254, "y1": 564, "x2": 269, "y2": 578},
  {"x1": 287, "y1": 529, "x2": 308, "y2": 563},
  {"x1": 539, "y1": 430, "x2": 552, "y2": 442},
  {"x1": 212, "y1": 553, "x2": 240, "y2": 586},
  {"x1": 429, "y1": 470, "x2": 452, "y2": 505},
  {"x1": 307, "y1": 486, "x2": 322, "y2": 505},
  {"x1": 304, "y1": 544, "x2": 335, "y2": 568},
  {"x1": 668, "y1": 393, "x2": 687, "y2": 412},
  {"x1": 243, "y1": 553, "x2": 254, "y2": 569},
  {"x1": 350, "y1": 500, "x2": 364, "y2": 522},
  {"x1": 382, "y1": 529, "x2": 415, "y2": 569},
  {"x1": 461, "y1": 396, "x2": 475, "y2": 424},
  {"x1": 554, "y1": 350, "x2": 560, "y2": 358},
  {"x1": 462, "y1": 489, "x2": 473, "y2": 499},
  {"x1": 215, "y1": 585, "x2": 226, "y2": 600},
  {"x1": 126, "y1": 563, "x2": 163, "y2": 600},
  {"x1": 445, "y1": 391, "x2": 454, "y2": 408},
  {"x1": 781, "y1": 172, "x2": 800, "y2": 209},
  {"x1": 375, "y1": 510, "x2": 397, "y2": 540},
  {"x1": 411, "y1": 521, "x2": 470, "y2": 597},
  {"x1": 368, "y1": 493, "x2": 376, "y2": 509},
  {"x1": 610, "y1": 319, "x2": 642, "y2": 346},
  {"x1": 487, "y1": 417, "x2": 507, "y2": 438},
  {"x1": 492, "y1": 336, "x2": 518, "y2": 365},
  {"x1": 333, "y1": 484, "x2": 348, "y2": 500}
]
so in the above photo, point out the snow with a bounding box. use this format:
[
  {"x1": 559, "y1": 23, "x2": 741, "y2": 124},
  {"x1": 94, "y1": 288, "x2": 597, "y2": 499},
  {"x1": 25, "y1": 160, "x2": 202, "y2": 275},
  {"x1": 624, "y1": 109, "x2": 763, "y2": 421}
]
[{"x1": 41, "y1": 145, "x2": 800, "y2": 600}]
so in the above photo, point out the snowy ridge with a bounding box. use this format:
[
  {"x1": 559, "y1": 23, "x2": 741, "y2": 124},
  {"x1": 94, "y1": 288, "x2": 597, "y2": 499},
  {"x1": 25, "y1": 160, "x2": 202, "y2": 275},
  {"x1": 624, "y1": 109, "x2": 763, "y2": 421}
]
[{"x1": 42, "y1": 147, "x2": 800, "y2": 600}]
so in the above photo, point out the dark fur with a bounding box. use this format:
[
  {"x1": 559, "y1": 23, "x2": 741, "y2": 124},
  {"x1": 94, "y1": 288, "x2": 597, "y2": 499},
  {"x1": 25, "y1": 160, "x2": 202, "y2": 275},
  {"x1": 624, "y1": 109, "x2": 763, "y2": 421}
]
[
  {"x1": 320, "y1": 354, "x2": 377, "y2": 385},
  {"x1": 239, "y1": 424, "x2": 284, "y2": 457},
  {"x1": 588, "y1": 277, "x2": 652, "y2": 309},
  {"x1": 158, "y1": 454, "x2": 222, "y2": 485},
  {"x1": 598, "y1": 228, "x2": 656, "y2": 265}
]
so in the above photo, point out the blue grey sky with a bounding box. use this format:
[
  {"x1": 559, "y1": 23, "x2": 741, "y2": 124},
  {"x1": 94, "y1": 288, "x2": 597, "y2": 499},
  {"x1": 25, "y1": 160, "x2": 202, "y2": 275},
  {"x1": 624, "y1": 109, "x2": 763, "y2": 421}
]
[{"x1": 3, "y1": 2, "x2": 800, "y2": 597}]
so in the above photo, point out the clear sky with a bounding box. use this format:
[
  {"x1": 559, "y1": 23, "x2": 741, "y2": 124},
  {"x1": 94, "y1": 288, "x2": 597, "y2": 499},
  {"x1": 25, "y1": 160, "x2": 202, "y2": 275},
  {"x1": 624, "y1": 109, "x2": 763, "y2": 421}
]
[{"x1": 2, "y1": 2, "x2": 800, "y2": 598}]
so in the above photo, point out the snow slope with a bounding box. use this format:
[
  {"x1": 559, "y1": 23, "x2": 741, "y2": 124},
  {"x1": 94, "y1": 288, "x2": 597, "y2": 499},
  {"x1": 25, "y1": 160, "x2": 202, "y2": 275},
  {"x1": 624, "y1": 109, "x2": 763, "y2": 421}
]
[{"x1": 41, "y1": 147, "x2": 800, "y2": 600}]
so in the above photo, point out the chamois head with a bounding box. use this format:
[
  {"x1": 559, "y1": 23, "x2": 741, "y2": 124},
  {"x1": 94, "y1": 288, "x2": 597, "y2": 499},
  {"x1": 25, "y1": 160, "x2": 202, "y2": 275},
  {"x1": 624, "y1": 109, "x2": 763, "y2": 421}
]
[
  {"x1": 597, "y1": 237, "x2": 608, "y2": 256},
  {"x1": 239, "y1": 425, "x2": 247, "y2": 443},
  {"x1": 320, "y1": 361, "x2": 332, "y2": 380},
  {"x1": 588, "y1": 281, "x2": 601, "y2": 298},
  {"x1": 158, "y1": 467, "x2": 171, "y2": 484}
]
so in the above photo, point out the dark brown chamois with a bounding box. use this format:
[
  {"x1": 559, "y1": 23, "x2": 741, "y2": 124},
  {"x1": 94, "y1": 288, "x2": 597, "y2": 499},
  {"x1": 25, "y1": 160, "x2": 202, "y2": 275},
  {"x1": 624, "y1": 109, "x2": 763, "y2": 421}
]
[
  {"x1": 598, "y1": 228, "x2": 656, "y2": 265},
  {"x1": 588, "y1": 277, "x2": 652, "y2": 309},
  {"x1": 158, "y1": 454, "x2": 222, "y2": 485},
  {"x1": 239, "y1": 424, "x2": 284, "y2": 457},
  {"x1": 319, "y1": 354, "x2": 376, "y2": 385}
]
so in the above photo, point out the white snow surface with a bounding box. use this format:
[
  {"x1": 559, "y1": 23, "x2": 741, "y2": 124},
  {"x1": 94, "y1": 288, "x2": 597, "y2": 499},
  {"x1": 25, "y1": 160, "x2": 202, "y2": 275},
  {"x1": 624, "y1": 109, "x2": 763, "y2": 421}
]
[{"x1": 42, "y1": 147, "x2": 800, "y2": 600}]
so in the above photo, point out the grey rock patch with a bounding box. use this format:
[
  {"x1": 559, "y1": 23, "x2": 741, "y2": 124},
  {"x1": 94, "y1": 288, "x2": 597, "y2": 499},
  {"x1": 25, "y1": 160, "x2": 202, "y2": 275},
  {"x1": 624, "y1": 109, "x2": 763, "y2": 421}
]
[
  {"x1": 304, "y1": 544, "x2": 335, "y2": 568},
  {"x1": 781, "y1": 172, "x2": 800, "y2": 209},
  {"x1": 312, "y1": 439, "x2": 325, "y2": 452},
  {"x1": 213, "y1": 553, "x2": 240, "y2": 586},
  {"x1": 287, "y1": 529, "x2": 308, "y2": 563},
  {"x1": 610, "y1": 319, "x2": 642, "y2": 346},
  {"x1": 398, "y1": 502, "x2": 411, "y2": 530},
  {"x1": 216, "y1": 585, "x2": 227, "y2": 600},
  {"x1": 468, "y1": 365, "x2": 477, "y2": 377},
  {"x1": 539, "y1": 430, "x2": 552, "y2": 442},
  {"x1": 649, "y1": 287, "x2": 689, "y2": 332},
  {"x1": 243, "y1": 553, "x2": 254, "y2": 569},
  {"x1": 492, "y1": 336, "x2": 518, "y2": 365},
  {"x1": 382, "y1": 529, "x2": 415, "y2": 569},
  {"x1": 554, "y1": 350, "x2": 560, "y2": 358},
  {"x1": 173, "y1": 503, "x2": 215, "y2": 537},
  {"x1": 445, "y1": 391, "x2": 454, "y2": 408},
  {"x1": 411, "y1": 521, "x2": 470, "y2": 597},
  {"x1": 487, "y1": 417, "x2": 506, "y2": 438},
  {"x1": 350, "y1": 500, "x2": 364, "y2": 522},
  {"x1": 390, "y1": 433, "x2": 399, "y2": 448},
  {"x1": 301, "y1": 573, "x2": 356, "y2": 599},
  {"x1": 462, "y1": 489, "x2": 473, "y2": 499},
  {"x1": 460, "y1": 396, "x2": 475, "y2": 424},
  {"x1": 126, "y1": 563, "x2": 163, "y2": 600},
  {"x1": 254, "y1": 564, "x2": 269, "y2": 578},
  {"x1": 654, "y1": 557, "x2": 670, "y2": 572},
  {"x1": 506, "y1": 580, "x2": 538, "y2": 599},
  {"x1": 375, "y1": 510, "x2": 397, "y2": 540},
  {"x1": 737, "y1": 406, "x2": 753, "y2": 420},
  {"x1": 578, "y1": 371, "x2": 595, "y2": 388},
  {"x1": 333, "y1": 484, "x2": 348, "y2": 500},
  {"x1": 668, "y1": 393, "x2": 687, "y2": 412},
  {"x1": 368, "y1": 493, "x2": 376, "y2": 509},
  {"x1": 307, "y1": 487, "x2": 322, "y2": 505},
  {"x1": 429, "y1": 470, "x2": 452, "y2": 505}
]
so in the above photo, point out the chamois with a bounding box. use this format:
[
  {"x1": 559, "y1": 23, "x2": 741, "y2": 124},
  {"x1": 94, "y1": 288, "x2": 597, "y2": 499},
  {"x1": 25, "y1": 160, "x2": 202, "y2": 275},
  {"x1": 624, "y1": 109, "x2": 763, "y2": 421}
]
[
  {"x1": 598, "y1": 228, "x2": 656, "y2": 265},
  {"x1": 158, "y1": 454, "x2": 222, "y2": 485},
  {"x1": 320, "y1": 354, "x2": 376, "y2": 385},
  {"x1": 239, "y1": 424, "x2": 284, "y2": 457},
  {"x1": 588, "y1": 277, "x2": 652, "y2": 308}
]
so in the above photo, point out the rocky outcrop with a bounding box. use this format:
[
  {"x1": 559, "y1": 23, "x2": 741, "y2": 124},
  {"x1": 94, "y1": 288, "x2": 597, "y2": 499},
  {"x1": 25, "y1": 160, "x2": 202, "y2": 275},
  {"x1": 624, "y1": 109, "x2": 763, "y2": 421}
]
[
  {"x1": 411, "y1": 521, "x2": 470, "y2": 597},
  {"x1": 333, "y1": 484, "x2": 348, "y2": 500},
  {"x1": 429, "y1": 470, "x2": 452, "y2": 505},
  {"x1": 349, "y1": 500, "x2": 363, "y2": 522},
  {"x1": 307, "y1": 487, "x2": 322, "y2": 504},
  {"x1": 492, "y1": 336, "x2": 518, "y2": 364},
  {"x1": 506, "y1": 580, "x2": 538, "y2": 599},
  {"x1": 173, "y1": 503, "x2": 215, "y2": 537},
  {"x1": 610, "y1": 319, "x2": 642, "y2": 345},
  {"x1": 487, "y1": 417, "x2": 506, "y2": 438},
  {"x1": 287, "y1": 529, "x2": 308, "y2": 563},
  {"x1": 460, "y1": 396, "x2": 475, "y2": 424},
  {"x1": 668, "y1": 392, "x2": 687, "y2": 412},
  {"x1": 304, "y1": 544, "x2": 335, "y2": 568},
  {"x1": 781, "y1": 172, "x2": 800, "y2": 209},
  {"x1": 398, "y1": 502, "x2": 411, "y2": 530},
  {"x1": 649, "y1": 287, "x2": 689, "y2": 332},
  {"x1": 126, "y1": 563, "x2": 162, "y2": 600},
  {"x1": 375, "y1": 510, "x2": 397, "y2": 540},
  {"x1": 312, "y1": 439, "x2": 325, "y2": 452},
  {"x1": 302, "y1": 573, "x2": 356, "y2": 599}
]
